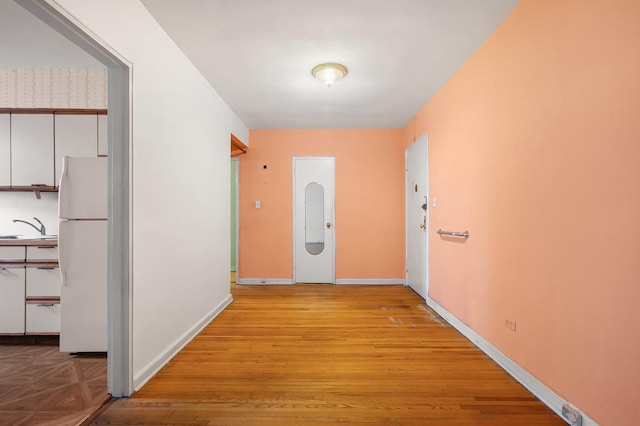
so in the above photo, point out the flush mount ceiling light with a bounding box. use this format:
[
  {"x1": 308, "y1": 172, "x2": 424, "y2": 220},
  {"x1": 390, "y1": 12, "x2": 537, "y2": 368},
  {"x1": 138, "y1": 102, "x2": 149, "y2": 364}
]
[{"x1": 311, "y1": 63, "x2": 348, "y2": 87}]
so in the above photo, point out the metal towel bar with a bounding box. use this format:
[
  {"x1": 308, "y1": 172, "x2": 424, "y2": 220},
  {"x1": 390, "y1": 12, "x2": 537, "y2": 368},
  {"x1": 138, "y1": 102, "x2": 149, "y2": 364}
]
[{"x1": 437, "y1": 229, "x2": 469, "y2": 238}]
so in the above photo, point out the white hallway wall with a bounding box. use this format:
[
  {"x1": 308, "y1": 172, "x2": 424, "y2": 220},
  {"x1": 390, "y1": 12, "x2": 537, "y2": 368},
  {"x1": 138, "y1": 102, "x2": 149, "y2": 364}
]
[{"x1": 51, "y1": 0, "x2": 248, "y2": 388}]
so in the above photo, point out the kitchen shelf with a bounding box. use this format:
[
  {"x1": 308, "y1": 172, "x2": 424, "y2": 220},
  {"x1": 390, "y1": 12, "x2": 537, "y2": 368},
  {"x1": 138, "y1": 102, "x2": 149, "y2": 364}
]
[{"x1": 0, "y1": 186, "x2": 58, "y2": 199}]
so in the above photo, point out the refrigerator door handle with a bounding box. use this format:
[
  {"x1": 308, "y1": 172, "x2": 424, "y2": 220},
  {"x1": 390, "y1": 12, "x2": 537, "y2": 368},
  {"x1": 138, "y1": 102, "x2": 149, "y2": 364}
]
[
  {"x1": 58, "y1": 230, "x2": 67, "y2": 286},
  {"x1": 62, "y1": 156, "x2": 70, "y2": 178},
  {"x1": 59, "y1": 157, "x2": 68, "y2": 216}
]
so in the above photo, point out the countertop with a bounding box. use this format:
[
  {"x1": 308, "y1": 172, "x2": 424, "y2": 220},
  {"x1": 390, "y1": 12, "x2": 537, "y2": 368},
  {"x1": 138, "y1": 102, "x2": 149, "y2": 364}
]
[{"x1": 0, "y1": 239, "x2": 58, "y2": 247}]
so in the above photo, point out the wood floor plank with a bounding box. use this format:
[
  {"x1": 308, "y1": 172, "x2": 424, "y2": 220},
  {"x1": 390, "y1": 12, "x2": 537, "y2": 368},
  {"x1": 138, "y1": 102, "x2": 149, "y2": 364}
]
[{"x1": 92, "y1": 284, "x2": 564, "y2": 425}]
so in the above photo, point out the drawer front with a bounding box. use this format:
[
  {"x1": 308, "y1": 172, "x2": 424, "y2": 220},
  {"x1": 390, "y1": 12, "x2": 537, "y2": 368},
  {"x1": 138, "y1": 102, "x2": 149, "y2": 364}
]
[
  {"x1": 27, "y1": 246, "x2": 59, "y2": 261},
  {"x1": 26, "y1": 302, "x2": 60, "y2": 334},
  {"x1": 0, "y1": 246, "x2": 26, "y2": 262},
  {"x1": 26, "y1": 266, "x2": 62, "y2": 297},
  {"x1": 0, "y1": 266, "x2": 26, "y2": 334}
]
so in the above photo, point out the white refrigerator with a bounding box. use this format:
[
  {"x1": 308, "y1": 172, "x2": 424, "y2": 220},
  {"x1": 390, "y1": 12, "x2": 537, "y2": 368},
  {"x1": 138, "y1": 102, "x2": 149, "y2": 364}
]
[{"x1": 58, "y1": 156, "x2": 108, "y2": 353}]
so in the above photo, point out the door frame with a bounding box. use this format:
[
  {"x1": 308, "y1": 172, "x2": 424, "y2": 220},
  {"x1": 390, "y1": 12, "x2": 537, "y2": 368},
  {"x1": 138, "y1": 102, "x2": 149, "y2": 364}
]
[
  {"x1": 405, "y1": 134, "x2": 429, "y2": 299},
  {"x1": 292, "y1": 156, "x2": 336, "y2": 284},
  {"x1": 19, "y1": 0, "x2": 133, "y2": 396},
  {"x1": 231, "y1": 157, "x2": 239, "y2": 277}
]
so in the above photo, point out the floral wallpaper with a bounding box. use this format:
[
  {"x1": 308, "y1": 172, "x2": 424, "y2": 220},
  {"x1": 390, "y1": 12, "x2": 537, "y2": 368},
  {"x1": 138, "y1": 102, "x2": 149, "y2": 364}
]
[{"x1": 0, "y1": 67, "x2": 107, "y2": 109}]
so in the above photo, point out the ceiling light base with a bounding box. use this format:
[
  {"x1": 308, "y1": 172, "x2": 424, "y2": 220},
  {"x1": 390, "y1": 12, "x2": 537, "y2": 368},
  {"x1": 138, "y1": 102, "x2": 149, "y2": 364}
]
[{"x1": 312, "y1": 63, "x2": 348, "y2": 86}]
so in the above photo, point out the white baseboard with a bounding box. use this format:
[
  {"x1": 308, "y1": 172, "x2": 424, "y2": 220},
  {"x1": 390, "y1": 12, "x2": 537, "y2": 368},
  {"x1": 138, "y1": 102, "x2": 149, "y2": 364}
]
[
  {"x1": 426, "y1": 297, "x2": 598, "y2": 426},
  {"x1": 133, "y1": 294, "x2": 233, "y2": 391},
  {"x1": 237, "y1": 278, "x2": 294, "y2": 285},
  {"x1": 335, "y1": 278, "x2": 405, "y2": 285},
  {"x1": 238, "y1": 278, "x2": 406, "y2": 285}
]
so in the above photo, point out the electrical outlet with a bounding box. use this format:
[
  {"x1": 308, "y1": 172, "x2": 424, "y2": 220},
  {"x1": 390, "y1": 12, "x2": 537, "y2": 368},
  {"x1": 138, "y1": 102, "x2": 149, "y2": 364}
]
[
  {"x1": 561, "y1": 404, "x2": 582, "y2": 426},
  {"x1": 505, "y1": 318, "x2": 516, "y2": 331}
]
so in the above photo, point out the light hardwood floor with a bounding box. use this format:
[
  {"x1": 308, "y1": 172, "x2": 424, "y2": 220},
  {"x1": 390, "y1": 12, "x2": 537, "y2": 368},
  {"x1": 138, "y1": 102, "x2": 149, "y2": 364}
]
[{"x1": 92, "y1": 283, "x2": 564, "y2": 425}]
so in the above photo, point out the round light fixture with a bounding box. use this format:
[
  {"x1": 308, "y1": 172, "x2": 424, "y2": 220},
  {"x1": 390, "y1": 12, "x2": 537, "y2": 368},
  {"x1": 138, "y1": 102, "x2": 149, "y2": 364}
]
[{"x1": 311, "y1": 63, "x2": 348, "y2": 87}]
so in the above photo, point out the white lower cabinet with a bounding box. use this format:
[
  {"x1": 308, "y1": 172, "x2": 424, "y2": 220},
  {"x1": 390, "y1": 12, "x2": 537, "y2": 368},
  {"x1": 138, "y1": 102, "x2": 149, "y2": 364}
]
[
  {"x1": 27, "y1": 246, "x2": 59, "y2": 262},
  {"x1": 0, "y1": 246, "x2": 26, "y2": 262},
  {"x1": 25, "y1": 263, "x2": 61, "y2": 334},
  {"x1": 0, "y1": 265, "x2": 26, "y2": 334},
  {"x1": 26, "y1": 266, "x2": 61, "y2": 297},
  {"x1": 26, "y1": 302, "x2": 61, "y2": 334},
  {"x1": 1, "y1": 243, "x2": 61, "y2": 336}
]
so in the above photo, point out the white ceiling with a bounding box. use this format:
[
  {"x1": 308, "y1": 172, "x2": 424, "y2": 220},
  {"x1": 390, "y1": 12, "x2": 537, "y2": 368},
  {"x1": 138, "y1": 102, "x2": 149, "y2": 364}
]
[
  {"x1": 0, "y1": 0, "x2": 104, "y2": 67},
  {"x1": 141, "y1": 0, "x2": 520, "y2": 129},
  {"x1": 2, "y1": 0, "x2": 519, "y2": 129}
]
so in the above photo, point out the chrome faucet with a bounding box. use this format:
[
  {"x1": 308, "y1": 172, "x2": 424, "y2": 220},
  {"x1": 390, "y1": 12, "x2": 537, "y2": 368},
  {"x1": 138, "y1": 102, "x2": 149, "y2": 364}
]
[{"x1": 13, "y1": 217, "x2": 46, "y2": 235}]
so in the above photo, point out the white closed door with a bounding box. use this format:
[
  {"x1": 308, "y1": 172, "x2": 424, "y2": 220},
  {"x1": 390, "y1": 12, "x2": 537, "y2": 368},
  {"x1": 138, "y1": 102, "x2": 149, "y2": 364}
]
[
  {"x1": 294, "y1": 157, "x2": 335, "y2": 283},
  {"x1": 406, "y1": 135, "x2": 429, "y2": 299}
]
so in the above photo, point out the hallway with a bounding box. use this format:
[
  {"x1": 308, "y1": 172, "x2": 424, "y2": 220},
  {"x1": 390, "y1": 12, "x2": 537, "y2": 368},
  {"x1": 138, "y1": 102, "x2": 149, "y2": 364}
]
[{"x1": 91, "y1": 283, "x2": 563, "y2": 425}]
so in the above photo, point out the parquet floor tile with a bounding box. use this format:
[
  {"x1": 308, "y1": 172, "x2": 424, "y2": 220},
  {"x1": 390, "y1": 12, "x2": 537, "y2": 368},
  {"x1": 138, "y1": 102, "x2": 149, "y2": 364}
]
[{"x1": 0, "y1": 344, "x2": 108, "y2": 426}]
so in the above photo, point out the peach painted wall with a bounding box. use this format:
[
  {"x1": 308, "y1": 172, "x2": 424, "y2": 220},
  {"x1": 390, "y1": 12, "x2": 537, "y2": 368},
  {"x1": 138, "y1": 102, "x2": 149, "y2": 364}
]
[
  {"x1": 239, "y1": 129, "x2": 404, "y2": 281},
  {"x1": 405, "y1": 0, "x2": 640, "y2": 424}
]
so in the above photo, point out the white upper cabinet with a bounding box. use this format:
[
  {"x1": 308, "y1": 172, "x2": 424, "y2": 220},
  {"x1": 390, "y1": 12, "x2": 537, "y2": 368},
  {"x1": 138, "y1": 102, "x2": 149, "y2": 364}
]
[
  {"x1": 0, "y1": 115, "x2": 10, "y2": 186},
  {"x1": 54, "y1": 114, "x2": 98, "y2": 185},
  {"x1": 97, "y1": 114, "x2": 108, "y2": 156},
  {"x1": 11, "y1": 114, "x2": 54, "y2": 187}
]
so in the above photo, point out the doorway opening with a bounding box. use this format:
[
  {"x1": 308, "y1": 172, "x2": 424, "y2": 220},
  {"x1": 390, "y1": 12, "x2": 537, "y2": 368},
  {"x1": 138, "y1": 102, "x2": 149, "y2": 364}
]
[
  {"x1": 18, "y1": 0, "x2": 132, "y2": 397},
  {"x1": 231, "y1": 157, "x2": 239, "y2": 284}
]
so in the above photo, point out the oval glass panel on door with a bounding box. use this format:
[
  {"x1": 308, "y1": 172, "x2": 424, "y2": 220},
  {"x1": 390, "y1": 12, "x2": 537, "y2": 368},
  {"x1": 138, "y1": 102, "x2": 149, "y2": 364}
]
[{"x1": 305, "y1": 182, "x2": 325, "y2": 255}]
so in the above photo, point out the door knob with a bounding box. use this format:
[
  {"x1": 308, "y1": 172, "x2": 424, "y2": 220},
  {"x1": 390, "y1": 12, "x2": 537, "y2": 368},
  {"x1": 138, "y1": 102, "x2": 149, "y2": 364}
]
[
  {"x1": 419, "y1": 223, "x2": 426, "y2": 229},
  {"x1": 326, "y1": 222, "x2": 331, "y2": 229}
]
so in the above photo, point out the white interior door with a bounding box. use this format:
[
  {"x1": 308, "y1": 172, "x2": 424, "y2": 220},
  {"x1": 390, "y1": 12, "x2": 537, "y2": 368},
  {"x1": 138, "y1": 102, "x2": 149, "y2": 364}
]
[
  {"x1": 294, "y1": 157, "x2": 335, "y2": 283},
  {"x1": 406, "y1": 135, "x2": 429, "y2": 299}
]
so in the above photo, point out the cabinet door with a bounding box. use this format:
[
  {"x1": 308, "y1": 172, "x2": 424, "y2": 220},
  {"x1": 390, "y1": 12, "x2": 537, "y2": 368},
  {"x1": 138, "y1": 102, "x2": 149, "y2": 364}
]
[
  {"x1": 11, "y1": 114, "x2": 54, "y2": 187},
  {"x1": 27, "y1": 246, "x2": 59, "y2": 262},
  {"x1": 26, "y1": 266, "x2": 61, "y2": 297},
  {"x1": 26, "y1": 302, "x2": 60, "y2": 334},
  {"x1": 0, "y1": 265, "x2": 26, "y2": 334},
  {"x1": 0, "y1": 246, "x2": 26, "y2": 262},
  {"x1": 0, "y1": 114, "x2": 10, "y2": 186},
  {"x1": 54, "y1": 114, "x2": 98, "y2": 185},
  {"x1": 98, "y1": 114, "x2": 108, "y2": 157}
]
